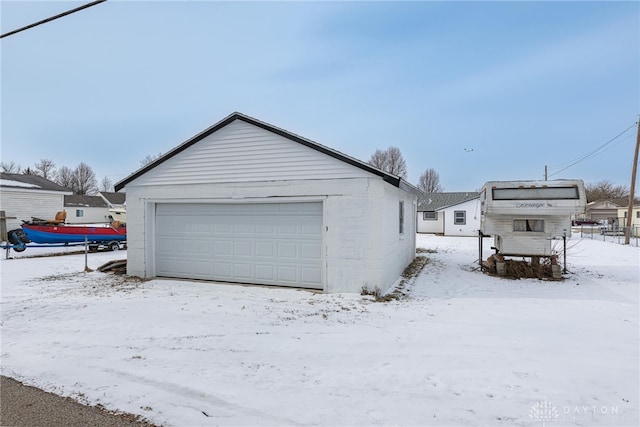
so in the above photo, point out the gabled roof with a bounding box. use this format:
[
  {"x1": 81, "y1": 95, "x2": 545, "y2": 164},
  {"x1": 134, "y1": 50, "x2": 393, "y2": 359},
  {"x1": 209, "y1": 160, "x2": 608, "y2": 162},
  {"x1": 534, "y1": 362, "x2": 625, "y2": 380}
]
[
  {"x1": 587, "y1": 198, "x2": 632, "y2": 208},
  {"x1": 114, "y1": 112, "x2": 421, "y2": 196},
  {"x1": 64, "y1": 195, "x2": 108, "y2": 208},
  {"x1": 0, "y1": 172, "x2": 72, "y2": 193},
  {"x1": 99, "y1": 191, "x2": 126, "y2": 206},
  {"x1": 418, "y1": 192, "x2": 479, "y2": 211}
]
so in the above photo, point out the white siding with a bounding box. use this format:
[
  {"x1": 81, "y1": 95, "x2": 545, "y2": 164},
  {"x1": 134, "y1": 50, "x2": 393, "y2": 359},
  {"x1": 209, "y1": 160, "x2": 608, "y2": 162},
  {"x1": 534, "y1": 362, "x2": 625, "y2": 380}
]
[
  {"x1": 133, "y1": 121, "x2": 373, "y2": 187},
  {"x1": 0, "y1": 188, "x2": 67, "y2": 230},
  {"x1": 65, "y1": 207, "x2": 112, "y2": 224},
  {"x1": 442, "y1": 199, "x2": 481, "y2": 237},
  {"x1": 125, "y1": 177, "x2": 416, "y2": 293},
  {"x1": 417, "y1": 211, "x2": 443, "y2": 234}
]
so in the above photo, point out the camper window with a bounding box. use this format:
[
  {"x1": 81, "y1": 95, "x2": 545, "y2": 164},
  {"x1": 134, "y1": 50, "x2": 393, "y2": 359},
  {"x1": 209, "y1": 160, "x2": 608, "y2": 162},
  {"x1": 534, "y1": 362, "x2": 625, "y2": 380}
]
[
  {"x1": 514, "y1": 219, "x2": 544, "y2": 232},
  {"x1": 493, "y1": 186, "x2": 579, "y2": 200}
]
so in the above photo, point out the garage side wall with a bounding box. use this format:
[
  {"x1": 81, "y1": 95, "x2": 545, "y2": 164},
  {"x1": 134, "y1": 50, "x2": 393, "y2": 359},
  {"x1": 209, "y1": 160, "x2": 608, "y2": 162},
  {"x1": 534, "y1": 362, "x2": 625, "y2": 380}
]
[
  {"x1": 125, "y1": 177, "x2": 411, "y2": 293},
  {"x1": 376, "y1": 182, "x2": 417, "y2": 293}
]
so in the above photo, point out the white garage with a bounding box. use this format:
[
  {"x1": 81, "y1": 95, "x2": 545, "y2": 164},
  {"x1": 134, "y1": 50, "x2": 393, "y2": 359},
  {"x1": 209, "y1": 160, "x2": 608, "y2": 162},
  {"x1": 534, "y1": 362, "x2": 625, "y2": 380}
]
[
  {"x1": 115, "y1": 112, "x2": 419, "y2": 293},
  {"x1": 155, "y1": 202, "x2": 323, "y2": 289}
]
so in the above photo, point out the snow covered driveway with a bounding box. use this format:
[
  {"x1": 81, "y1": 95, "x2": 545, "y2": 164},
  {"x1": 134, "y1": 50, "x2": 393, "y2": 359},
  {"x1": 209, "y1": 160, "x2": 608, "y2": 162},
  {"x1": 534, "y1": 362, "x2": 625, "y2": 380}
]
[{"x1": 1, "y1": 235, "x2": 638, "y2": 426}]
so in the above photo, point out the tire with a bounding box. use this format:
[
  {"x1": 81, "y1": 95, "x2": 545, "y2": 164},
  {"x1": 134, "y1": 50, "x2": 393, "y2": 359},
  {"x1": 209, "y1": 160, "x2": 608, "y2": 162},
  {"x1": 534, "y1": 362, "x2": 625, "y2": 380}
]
[
  {"x1": 108, "y1": 241, "x2": 120, "y2": 251},
  {"x1": 7, "y1": 230, "x2": 28, "y2": 252}
]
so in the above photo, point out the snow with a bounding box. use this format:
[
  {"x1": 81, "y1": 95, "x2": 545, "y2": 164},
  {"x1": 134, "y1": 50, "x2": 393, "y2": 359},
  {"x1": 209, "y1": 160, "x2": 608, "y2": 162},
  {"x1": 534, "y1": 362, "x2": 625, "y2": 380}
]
[
  {"x1": 1, "y1": 235, "x2": 638, "y2": 426},
  {"x1": 0, "y1": 178, "x2": 41, "y2": 188}
]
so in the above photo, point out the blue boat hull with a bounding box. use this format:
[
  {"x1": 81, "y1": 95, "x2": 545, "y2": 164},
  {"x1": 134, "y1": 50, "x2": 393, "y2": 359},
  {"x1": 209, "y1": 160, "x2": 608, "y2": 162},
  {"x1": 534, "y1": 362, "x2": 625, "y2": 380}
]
[{"x1": 22, "y1": 226, "x2": 127, "y2": 244}]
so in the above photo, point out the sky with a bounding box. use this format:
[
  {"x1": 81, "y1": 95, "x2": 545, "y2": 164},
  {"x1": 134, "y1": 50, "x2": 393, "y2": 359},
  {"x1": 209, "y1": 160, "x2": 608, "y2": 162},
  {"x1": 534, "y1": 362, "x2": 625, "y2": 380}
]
[{"x1": 1, "y1": 0, "x2": 638, "y2": 192}]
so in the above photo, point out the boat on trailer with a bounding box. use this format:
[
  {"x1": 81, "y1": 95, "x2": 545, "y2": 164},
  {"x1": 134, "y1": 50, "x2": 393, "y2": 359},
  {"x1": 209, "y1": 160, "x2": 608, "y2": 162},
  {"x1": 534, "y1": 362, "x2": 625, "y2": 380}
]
[{"x1": 6, "y1": 211, "x2": 126, "y2": 252}]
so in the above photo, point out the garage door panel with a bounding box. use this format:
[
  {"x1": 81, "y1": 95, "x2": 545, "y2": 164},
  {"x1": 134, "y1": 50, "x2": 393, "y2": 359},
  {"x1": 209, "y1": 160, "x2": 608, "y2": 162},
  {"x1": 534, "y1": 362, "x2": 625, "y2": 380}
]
[
  {"x1": 233, "y1": 241, "x2": 252, "y2": 257},
  {"x1": 277, "y1": 242, "x2": 298, "y2": 259},
  {"x1": 302, "y1": 267, "x2": 322, "y2": 284},
  {"x1": 277, "y1": 265, "x2": 297, "y2": 282},
  {"x1": 302, "y1": 243, "x2": 322, "y2": 260},
  {"x1": 233, "y1": 263, "x2": 253, "y2": 279},
  {"x1": 155, "y1": 202, "x2": 323, "y2": 289},
  {"x1": 213, "y1": 240, "x2": 231, "y2": 255},
  {"x1": 255, "y1": 241, "x2": 275, "y2": 257},
  {"x1": 255, "y1": 264, "x2": 275, "y2": 281}
]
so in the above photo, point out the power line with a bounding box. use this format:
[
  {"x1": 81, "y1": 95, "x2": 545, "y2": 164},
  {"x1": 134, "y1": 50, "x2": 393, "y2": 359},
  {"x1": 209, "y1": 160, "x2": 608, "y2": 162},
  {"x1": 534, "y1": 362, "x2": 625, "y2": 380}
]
[
  {"x1": 0, "y1": 0, "x2": 107, "y2": 39},
  {"x1": 548, "y1": 122, "x2": 637, "y2": 178}
]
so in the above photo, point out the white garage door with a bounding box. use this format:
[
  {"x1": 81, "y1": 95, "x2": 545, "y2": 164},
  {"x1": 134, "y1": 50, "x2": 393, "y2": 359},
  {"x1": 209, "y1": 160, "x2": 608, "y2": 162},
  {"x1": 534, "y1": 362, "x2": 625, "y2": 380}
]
[{"x1": 155, "y1": 202, "x2": 323, "y2": 289}]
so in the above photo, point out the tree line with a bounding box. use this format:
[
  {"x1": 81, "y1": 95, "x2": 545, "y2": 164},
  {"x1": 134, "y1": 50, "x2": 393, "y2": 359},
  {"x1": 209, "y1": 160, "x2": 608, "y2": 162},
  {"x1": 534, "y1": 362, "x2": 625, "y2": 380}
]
[
  {"x1": 1, "y1": 159, "x2": 110, "y2": 195},
  {"x1": 2, "y1": 153, "x2": 631, "y2": 203}
]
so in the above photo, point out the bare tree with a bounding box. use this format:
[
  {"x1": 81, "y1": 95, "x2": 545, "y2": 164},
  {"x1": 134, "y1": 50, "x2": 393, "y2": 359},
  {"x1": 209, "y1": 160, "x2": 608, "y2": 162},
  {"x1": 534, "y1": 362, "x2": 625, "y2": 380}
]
[
  {"x1": 56, "y1": 166, "x2": 76, "y2": 191},
  {"x1": 417, "y1": 168, "x2": 443, "y2": 193},
  {"x1": 1, "y1": 161, "x2": 21, "y2": 173},
  {"x1": 367, "y1": 146, "x2": 407, "y2": 179},
  {"x1": 585, "y1": 180, "x2": 629, "y2": 202},
  {"x1": 99, "y1": 176, "x2": 113, "y2": 193},
  {"x1": 368, "y1": 149, "x2": 388, "y2": 170},
  {"x1": 74, "y1": 162, "x2": 98, "y2": 195},
  {"x1": 34, "y1": 159, "x2": 57, "y2": 180},
  {"x1": 140, "y1": 152, "x2": 163, "y2": 167}
]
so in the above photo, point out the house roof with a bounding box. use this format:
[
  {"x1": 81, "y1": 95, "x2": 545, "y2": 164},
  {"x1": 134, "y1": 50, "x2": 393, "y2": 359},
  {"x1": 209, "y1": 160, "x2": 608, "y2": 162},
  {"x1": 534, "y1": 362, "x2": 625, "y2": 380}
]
[
  {"x1": 0, "y1": 172, "x2": 72, "y2": 193},
  {"x1": 114, "y1": 112, "x2": 421, "y2": 196},
  {"x1": 99, "y1": 191, "x2": 126, "y2": 206},
  {"x1": 587, "y1": 198, "x2": 633, "y2": 208},
  {"x1": 418, "y1": 192, "x2": 479, "y2": 211},
  {"x1": 64, "y1": 195, "x2": 108, "y2": 208}
]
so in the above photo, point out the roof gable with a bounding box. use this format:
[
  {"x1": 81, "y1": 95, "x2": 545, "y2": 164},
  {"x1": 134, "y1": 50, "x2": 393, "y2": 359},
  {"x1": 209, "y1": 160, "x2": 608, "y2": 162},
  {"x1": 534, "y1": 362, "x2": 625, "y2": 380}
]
[
  {"x1": 418, "y1": 192, "x2": 479, "y2": 211},
  {"x1": 0, "y1": 172, "x2": 71, "y2": 193},
  {"x1": 115, "y1": 112, "x2": 418, "y2": 195}
]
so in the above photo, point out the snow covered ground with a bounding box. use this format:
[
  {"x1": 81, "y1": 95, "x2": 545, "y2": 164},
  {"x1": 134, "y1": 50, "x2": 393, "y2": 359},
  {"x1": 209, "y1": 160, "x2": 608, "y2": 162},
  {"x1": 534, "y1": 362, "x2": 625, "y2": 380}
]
[{"x1": 1, "y1": 235, "x2": 638, "y2": 426}]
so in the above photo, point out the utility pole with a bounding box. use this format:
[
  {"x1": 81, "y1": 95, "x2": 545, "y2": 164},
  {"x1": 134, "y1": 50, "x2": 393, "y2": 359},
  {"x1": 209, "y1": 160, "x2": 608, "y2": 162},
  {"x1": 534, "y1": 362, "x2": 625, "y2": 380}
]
[
  {"x1": 625, "y1": 120, "x2": 640, "y2": 245},
  {"x1": 544, "y1": 165, "x2": 548, "y2": 181}
]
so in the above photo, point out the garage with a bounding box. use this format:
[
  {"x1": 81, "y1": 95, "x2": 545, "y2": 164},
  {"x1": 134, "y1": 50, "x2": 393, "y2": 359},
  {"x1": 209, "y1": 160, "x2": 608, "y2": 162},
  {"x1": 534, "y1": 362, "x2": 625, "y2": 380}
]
[
  {"x1": 115, "y1": 112, "x2": 419, "y2": 293},
  {"x1": 154, "y1": 202, "x2": 323, "y2": 289}
]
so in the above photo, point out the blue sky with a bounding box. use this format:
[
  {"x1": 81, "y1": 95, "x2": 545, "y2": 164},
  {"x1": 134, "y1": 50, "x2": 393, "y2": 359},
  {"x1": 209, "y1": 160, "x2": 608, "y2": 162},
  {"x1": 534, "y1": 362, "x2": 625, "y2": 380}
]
[{"x1": 1, "y1": 0, "x2": 638, "y2": 192}]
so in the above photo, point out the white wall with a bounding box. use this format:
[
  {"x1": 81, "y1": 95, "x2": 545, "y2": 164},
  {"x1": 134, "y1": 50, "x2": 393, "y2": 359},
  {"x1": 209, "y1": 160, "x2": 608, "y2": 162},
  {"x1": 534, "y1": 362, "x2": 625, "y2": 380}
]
[
  {"x1": 65, "y1": 207, "x2": 112, "y2": 224},
  {"x1": 417, "y1": 211, "x2": 443, "y2": 234},
  {"x1": 0, "y1": 188, "x2": 66, "y2": 230},
  {"x1": 442, "y1": 199, "x2": 481, "y2": 237},
  {"x1": 124, "y1": 177, "x2": 416, "y2": 293}
]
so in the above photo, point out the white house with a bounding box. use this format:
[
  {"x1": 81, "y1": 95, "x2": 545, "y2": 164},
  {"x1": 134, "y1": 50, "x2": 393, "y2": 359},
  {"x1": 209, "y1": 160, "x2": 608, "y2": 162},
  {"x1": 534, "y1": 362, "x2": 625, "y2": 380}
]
[
  {"x1": 0, "y1": 173, "x2": 72, "y2": 231},
  {"x1": 417, "y1": 192, "x2": 480, "y2": 236},
  {"x1": 115, "y1": 112, "x2": 420, "y2": 293},
  {"x1": 64, "y1": 195, "x2": 111, "y2": 224}
]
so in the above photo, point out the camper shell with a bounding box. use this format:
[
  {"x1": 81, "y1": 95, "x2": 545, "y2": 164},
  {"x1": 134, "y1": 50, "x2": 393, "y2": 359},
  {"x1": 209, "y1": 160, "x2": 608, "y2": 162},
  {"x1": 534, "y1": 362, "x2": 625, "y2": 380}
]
[{"x1": 480, "y1": 179, "x2": 586, "y2": 257}]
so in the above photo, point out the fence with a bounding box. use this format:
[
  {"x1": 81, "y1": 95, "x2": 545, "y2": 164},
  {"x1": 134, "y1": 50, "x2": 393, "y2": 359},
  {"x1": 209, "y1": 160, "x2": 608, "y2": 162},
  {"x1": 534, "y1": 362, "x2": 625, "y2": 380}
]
[{"x1": 573, "y1": 225, "x2": 640, "y2": 247}]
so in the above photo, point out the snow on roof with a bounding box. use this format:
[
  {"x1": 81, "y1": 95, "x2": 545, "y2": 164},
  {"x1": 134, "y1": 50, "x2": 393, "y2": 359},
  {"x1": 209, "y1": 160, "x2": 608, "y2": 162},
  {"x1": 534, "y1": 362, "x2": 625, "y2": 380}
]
[{"x1": 0, "y1": 178, "x2": 41, "y2": 189}]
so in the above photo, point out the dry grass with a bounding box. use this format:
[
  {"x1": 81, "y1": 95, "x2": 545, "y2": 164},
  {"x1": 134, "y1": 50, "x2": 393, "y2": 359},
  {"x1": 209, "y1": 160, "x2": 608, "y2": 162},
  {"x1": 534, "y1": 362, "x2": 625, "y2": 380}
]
[{"x1": 362, "y1": 255, "x2": 430, "y2": 302}]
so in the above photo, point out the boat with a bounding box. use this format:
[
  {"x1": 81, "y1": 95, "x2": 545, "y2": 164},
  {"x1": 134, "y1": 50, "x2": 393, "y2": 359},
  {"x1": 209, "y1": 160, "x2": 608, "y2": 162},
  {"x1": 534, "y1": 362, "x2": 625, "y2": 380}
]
[
  {"x1": 6, "y1": 210, "x2": 127, "y2": 252},
  {"x1": 21, "y1": 222, "x2": 126, "y2": 244}
]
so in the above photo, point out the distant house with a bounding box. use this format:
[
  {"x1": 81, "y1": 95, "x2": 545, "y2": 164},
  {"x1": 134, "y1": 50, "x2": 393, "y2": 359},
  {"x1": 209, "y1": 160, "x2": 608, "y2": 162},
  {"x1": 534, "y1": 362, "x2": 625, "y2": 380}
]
[
  {"x1": 64, "y1": 195, "x2": 109, "y2": 224},
  {"x1": 64, "y1": 192, "x2": 127, "y2": 224},
  {"x1": 0, "y1": 173, "x2": 72, "y2": 230},
  {"x1": 617, "y1": 204, "x2": 640, "y2": 231},
  {"x1": 417, "y1": 192, "x2": 480, "y2": 236},
  {"x1": 585, "y1": 199, "x2": 628, "y2": 224}
]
